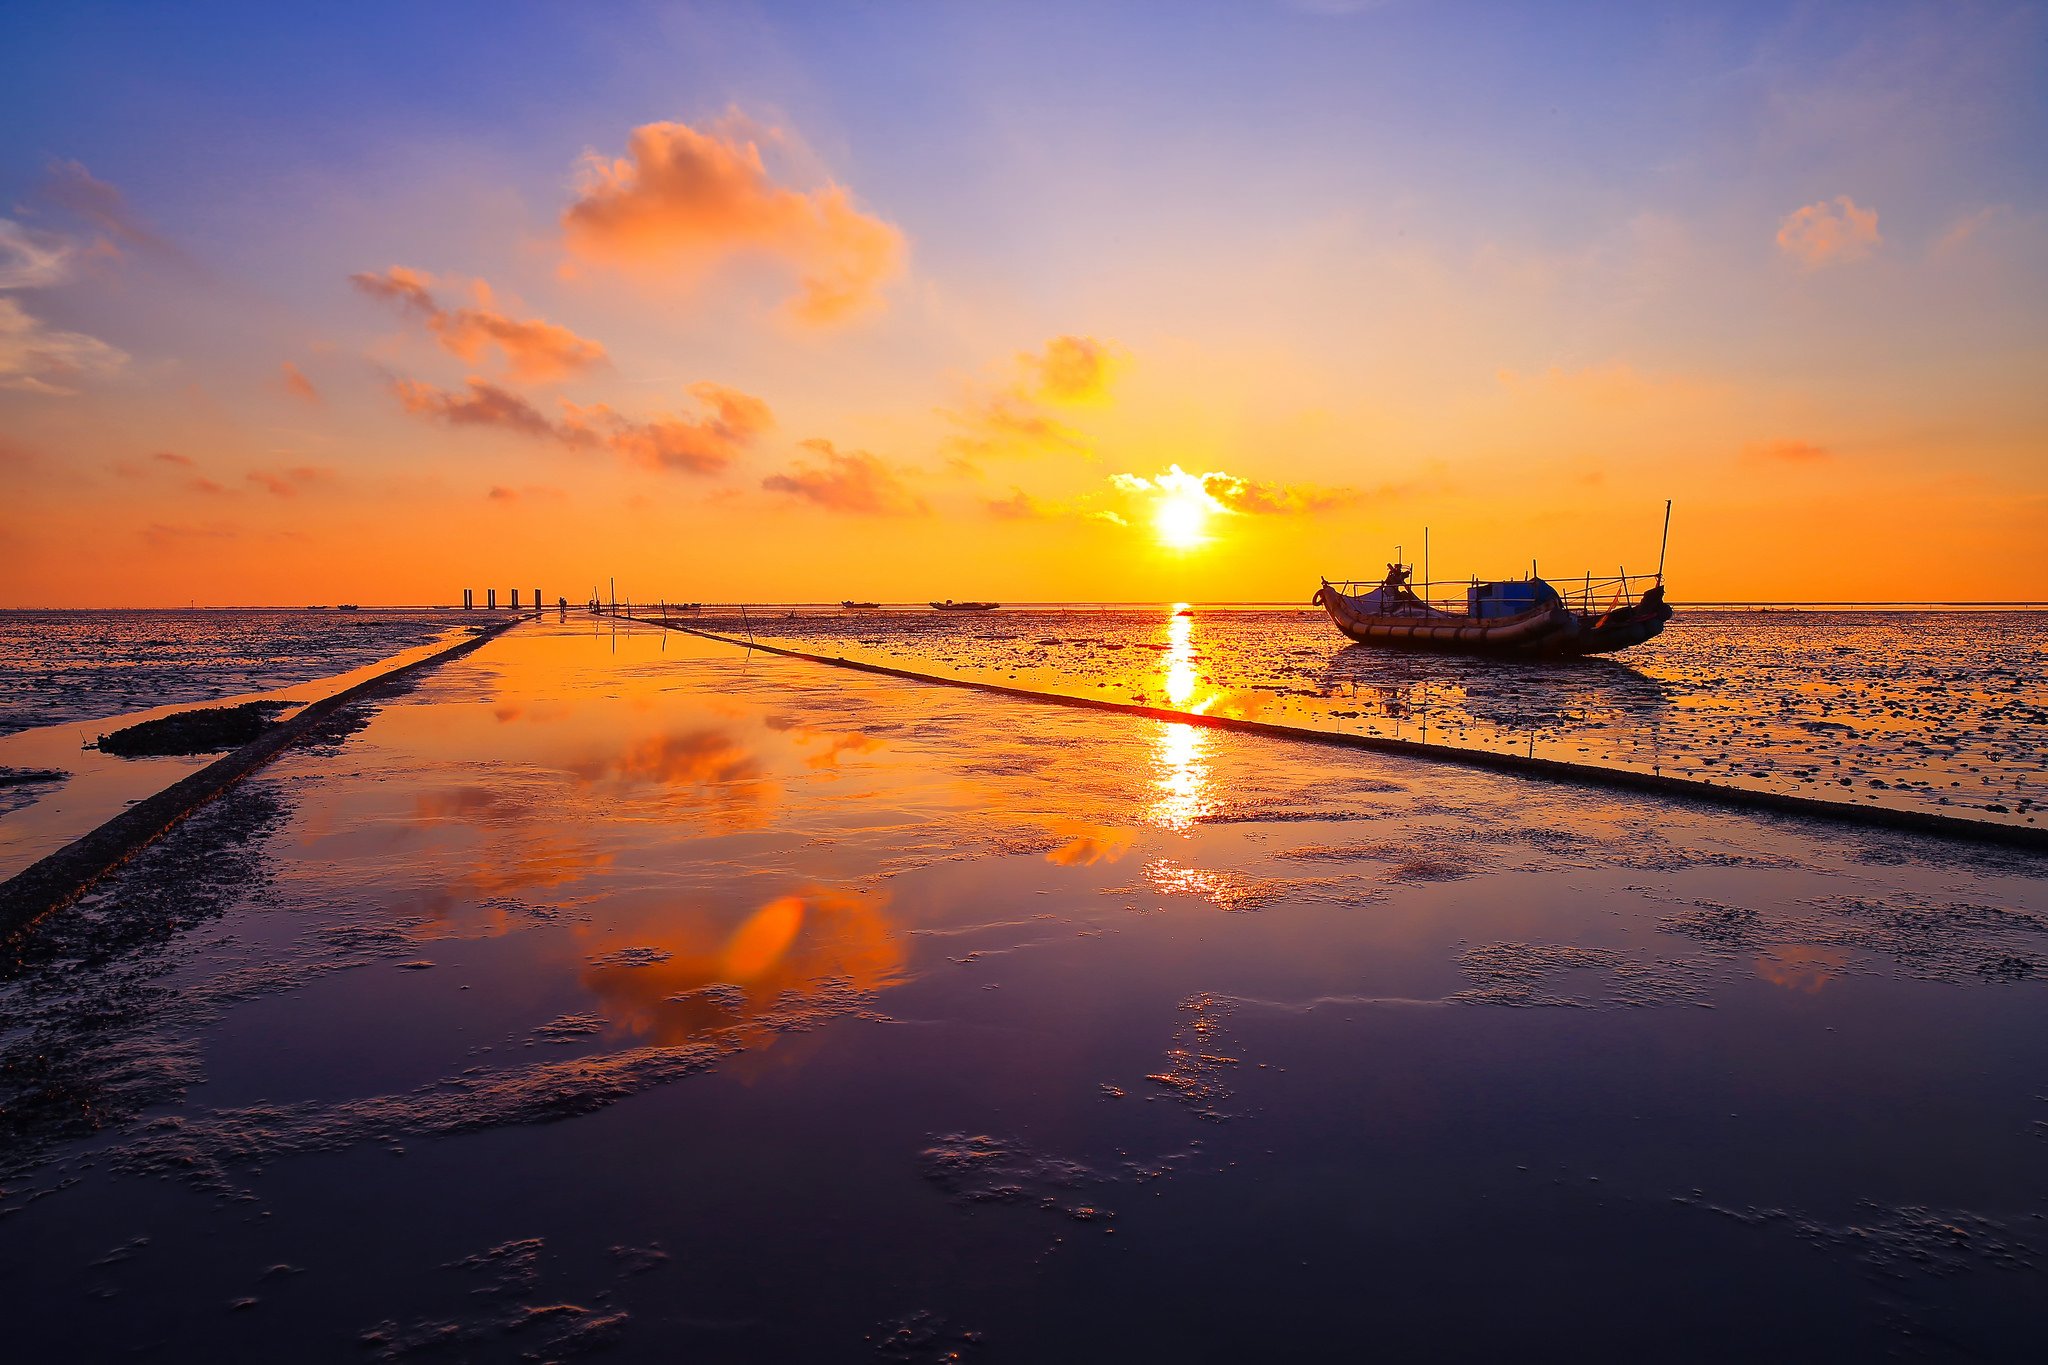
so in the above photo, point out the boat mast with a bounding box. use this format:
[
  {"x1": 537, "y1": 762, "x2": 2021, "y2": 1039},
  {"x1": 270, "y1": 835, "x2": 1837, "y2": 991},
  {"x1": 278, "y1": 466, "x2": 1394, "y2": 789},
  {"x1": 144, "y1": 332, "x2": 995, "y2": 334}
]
[{"x1": 1656, "y1": 499, "x2": 1673, "y2": 585}]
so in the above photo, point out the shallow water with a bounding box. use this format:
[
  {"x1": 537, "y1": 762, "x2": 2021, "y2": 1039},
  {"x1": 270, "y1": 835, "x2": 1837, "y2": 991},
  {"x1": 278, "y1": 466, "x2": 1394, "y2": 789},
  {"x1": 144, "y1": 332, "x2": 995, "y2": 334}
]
[
  {"x1": 0, "y1": 608, "x2": 460, "y2": 737},
  {"x1": 709, "y1": 606, "x2": 2048, "y2": 828},
  {"x1": 1, "y1": 617, "x2": 2044, "y2": 1360}
]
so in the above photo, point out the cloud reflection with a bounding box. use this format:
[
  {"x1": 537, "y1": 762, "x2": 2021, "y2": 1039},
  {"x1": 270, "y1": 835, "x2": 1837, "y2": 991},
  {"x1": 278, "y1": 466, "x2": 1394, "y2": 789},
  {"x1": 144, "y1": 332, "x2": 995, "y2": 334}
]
[{"x1": 578, "y1": 886, "x2": 907, "y2": 1047}]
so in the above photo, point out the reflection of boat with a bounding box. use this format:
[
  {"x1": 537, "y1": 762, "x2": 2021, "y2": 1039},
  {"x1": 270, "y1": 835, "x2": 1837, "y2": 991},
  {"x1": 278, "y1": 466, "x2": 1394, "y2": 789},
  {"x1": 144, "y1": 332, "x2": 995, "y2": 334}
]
[
  {"x1": 1314, "y1": 506, "x2": 1676, "y2": 657},
  {"x1": 842, "y1": 600, "x2": 881, "y2": 609},
  {"x1": 931, "y1": 600, "x2": 1000, "y2": 611}
]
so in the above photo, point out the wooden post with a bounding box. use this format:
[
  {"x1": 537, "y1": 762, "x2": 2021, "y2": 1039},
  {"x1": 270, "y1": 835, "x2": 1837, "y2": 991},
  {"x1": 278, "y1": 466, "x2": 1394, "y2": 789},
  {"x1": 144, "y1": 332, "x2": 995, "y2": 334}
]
[{"x1": 487, "y1": 588, "x2": 497, "y2": 610}]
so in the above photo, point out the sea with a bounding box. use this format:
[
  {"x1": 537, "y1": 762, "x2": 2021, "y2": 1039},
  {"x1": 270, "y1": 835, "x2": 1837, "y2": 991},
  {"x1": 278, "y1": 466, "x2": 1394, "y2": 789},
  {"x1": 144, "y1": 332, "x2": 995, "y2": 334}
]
[{"x1": 1, "y1": 605, "x2": 2042, "y2": 829}]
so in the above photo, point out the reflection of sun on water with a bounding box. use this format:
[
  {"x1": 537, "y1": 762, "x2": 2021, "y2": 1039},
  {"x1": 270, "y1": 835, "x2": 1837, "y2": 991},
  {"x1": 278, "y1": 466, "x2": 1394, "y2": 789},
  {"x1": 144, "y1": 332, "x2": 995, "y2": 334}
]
[
  {"x1": 1148, "y1": 721, "x2": 1211, "y2": 830},
  {"x1": 1165, "y1": 606, "x2": 1197, "y2": 706},
  {"x1": 1148, "y1": 608, "x2": 1212, "y2": 826}
]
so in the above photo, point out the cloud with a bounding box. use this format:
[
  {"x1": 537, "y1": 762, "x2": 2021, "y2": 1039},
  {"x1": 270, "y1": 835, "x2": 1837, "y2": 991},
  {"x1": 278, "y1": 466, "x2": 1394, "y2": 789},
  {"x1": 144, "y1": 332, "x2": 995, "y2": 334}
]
[
  {"x1": 1743, "y1": 438, "x2": 1832, "y2": 465},
  {"x1": 1198, "y1": 471, "x2": 1361, "y2": 515},
  {"x1": 393, "y1": 376, "x2": 556, "y2": 436},
  {"x1": 1027, "y1": 335, "x2": 1115, "y2": 404},
  {"x1": 561, "y1": 115, "x2": 906, "y2": 324},
  {"x1": 389, "y1": 375, "x2": 770, "y2": 476},
  {"x1": 0, "y1": 295, "x2": 127, "y2": 395},
  {"x1": 945, "y1": 334, "x2": 1120, "y2": 457},
  {"x1": 0, "y1": 219, "x2": 73, "y2": 288},
  {"x1": 247, "y1": 465, "x2": 336, "y2": 497},
  {"x1": 762, "y1": 439, "x2": 928, "y2": 515},
  {"x1": 486, "y1": 484, "x2": 567, "y2": 504},
  {"x1": 1112, "y1": 464, "x2": 1359, "y2": 518},
  {"x1": 1776, "y1": 196, "x2": 1881, "y2": 268},
  {"x1": 352, "y1": 267, "x2": 607, "y2": 381},
  {"x1": 985, "y1": 487, "x2": 1056, "y2": 519},
  {"x1": 152, "y1": 450, "x2": 195, "y2": 468},
  {"x1": 280, "y1": 361, "x2": 320, "y2": 403},
  {"x1": 40, "y1": 160, "x2": 192, "y2": 270}
]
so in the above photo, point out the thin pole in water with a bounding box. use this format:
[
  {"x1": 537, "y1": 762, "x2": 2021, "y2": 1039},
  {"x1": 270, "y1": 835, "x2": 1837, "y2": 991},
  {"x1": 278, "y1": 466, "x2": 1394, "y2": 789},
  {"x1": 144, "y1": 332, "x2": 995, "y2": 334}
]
[
  {"x1": 1423, "y1": 527, "x2": 1430, "y2": 611},
  {"x1": 1657, "y1": 499, "x2": 1673, "y2": 585}
]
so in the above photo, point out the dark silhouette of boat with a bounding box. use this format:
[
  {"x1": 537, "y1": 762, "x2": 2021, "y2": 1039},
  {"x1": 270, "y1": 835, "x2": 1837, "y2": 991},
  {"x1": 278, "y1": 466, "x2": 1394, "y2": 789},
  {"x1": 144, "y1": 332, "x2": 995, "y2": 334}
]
[
  {"x1": 336, "y1": 604, "x2": 361, "y2": 612},
  {"x1": 1314, "y1": 506, "x2": 1675, "y2": 657},
  {"x1": 842, "y1": 600, "x2": 881, "y2": 609},
  {"x1": 931, "y1": 600, "x2": 999, "y2": 612}
]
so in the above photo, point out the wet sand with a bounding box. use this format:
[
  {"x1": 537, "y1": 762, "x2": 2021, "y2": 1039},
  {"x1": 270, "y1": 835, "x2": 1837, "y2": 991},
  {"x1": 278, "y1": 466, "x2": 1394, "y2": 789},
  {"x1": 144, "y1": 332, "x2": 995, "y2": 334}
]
[{"x1": 2, "y1": 617, "x2": 2045, "y2": 1360}]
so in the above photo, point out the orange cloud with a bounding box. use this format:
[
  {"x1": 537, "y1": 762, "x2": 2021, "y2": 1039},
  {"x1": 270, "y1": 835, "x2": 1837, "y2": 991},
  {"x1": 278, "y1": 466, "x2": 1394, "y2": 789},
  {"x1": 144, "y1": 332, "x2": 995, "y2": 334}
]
[
  {"x1": 352, "y1": 266, "x2": 607, "y2": 381},
  {"x1": 762, "y1": 439, "x2": 928, "y2": 515},
  {"x1": 280, "y1": 361, "x2": 319, "y2": 403},
  {"x1": 1776, "y1": 196, "x2": 1880, "y2": 268},
  {"x1": 1742, "y1": 438, "x2": 1831, "y2": 465},
  {"x1": 944, "y1": 334, "x2": 1119, "y2": 458},
  {"x1": 247, "y1": 465, "x2": 336, "y2": 497},
  {"x1": 561, "y1": 116, "x2": 905, "y2": 324},
  {"x1": 986, "y1": 487, "x2": 1056, "y2": 519},
  {"x1": 1028, "y1": 335, "x2": 1115, "y2": 404},
  {"x1": 390, "y1": 375, "x2": 769, "y2": 476},
  {"x1": 393, "y1": 376, "x2": 555, "y2": 436},
  {"x1": 559, "y1": 382, "x2": 772, "y2": 475}
]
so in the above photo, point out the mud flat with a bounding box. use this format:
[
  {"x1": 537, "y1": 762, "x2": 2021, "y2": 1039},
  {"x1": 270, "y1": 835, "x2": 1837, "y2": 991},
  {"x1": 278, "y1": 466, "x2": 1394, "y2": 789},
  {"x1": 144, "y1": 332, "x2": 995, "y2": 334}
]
[{"x1": 1, "y1": 617, "x2": 2044, "y2": 1361}]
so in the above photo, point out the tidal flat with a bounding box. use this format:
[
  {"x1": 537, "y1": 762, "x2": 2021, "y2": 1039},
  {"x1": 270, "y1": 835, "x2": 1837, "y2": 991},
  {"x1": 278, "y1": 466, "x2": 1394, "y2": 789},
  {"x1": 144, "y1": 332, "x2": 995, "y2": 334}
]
[{"x1": 2, "y1": 617, "x2": 2046, "y2": 1361}]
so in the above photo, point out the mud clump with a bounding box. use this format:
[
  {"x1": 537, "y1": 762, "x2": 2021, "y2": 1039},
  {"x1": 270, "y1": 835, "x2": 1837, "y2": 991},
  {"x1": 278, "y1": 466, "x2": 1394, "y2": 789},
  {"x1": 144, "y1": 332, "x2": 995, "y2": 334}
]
[
  {"x1": 359, "y1": 1235, "x2": 635, "y2": 1362},
  {"x1": 1450, "y1": 942, "x2": 1710, "y2": 1008},
  {"x1": 917, "y1": 1133, "x2": 1103, "y2": 1209},
  {"x1": 94, "y1": 701, "x2": 293, "y2": 757},
  {"x1": 871, "y1": 1309, "x2": 985, "y2": 1362}
]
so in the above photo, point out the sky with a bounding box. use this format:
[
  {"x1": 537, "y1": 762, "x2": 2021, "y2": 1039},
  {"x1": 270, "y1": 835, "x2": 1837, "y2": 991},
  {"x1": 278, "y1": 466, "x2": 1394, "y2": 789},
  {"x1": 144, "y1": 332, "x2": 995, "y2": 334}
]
[{"x1": 1, "y1": 0, "x2": 2044, "y2": 606}]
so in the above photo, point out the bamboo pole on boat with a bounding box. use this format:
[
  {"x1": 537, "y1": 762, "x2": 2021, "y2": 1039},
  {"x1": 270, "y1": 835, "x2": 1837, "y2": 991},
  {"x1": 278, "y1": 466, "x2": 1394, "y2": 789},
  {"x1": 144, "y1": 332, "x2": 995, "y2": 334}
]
[{"x1": 1657, "y1": 500, "x2": 1673, "y2": 585}]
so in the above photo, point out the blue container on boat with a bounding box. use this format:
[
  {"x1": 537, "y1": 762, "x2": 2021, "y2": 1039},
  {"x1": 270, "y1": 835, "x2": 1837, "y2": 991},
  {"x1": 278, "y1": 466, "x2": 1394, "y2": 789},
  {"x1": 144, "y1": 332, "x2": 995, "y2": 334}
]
[{"x1": 1467, "y1": 578, "x2": 1558, "y2": 619}]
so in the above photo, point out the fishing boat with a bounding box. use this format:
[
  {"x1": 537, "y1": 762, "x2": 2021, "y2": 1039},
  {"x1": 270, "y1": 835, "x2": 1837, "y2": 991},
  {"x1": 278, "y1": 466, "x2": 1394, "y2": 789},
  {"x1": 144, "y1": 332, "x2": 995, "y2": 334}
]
[
  {"x1": 1312, "y1": 505, "x2": 1675, "y2": 657},
  {"x1": 336, "y1": 604, "x2": 360, "y2": 612},
  {"x1": 842, "y1": 600, "x2": 881, "y2": 609},
  {"x1": 931, "y1": 599, "x2": 1000, "y2": 612}
]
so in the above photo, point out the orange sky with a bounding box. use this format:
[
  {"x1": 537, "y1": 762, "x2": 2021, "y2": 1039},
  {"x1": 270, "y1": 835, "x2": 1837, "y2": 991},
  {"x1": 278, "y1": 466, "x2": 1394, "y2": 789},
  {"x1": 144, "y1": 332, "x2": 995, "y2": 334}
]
[{"x1": 2, "y1": 4, "x2": 2044, "y2": 605}]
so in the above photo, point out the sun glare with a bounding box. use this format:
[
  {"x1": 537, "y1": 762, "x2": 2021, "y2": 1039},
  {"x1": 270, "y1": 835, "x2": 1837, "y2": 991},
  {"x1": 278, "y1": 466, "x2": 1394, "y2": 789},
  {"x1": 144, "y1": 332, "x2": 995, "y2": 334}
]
[{"x1": 1153, "y1": 491, "x2": 1210, "y2": 548}]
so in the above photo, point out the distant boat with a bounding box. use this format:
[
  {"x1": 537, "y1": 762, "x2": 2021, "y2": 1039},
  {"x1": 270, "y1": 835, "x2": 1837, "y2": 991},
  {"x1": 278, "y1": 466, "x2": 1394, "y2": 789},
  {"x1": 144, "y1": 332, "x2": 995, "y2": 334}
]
[
  {"x1": 1313, "y1": 506, "x2": 1676, "y2": 657},
  {"x1": 931, "y1": 600, "x2": 1000, "y2": 612},
  {"x1": 1175, "y1": 607, "x2": 1195, "y2": 617},
  {"x1": 336, "y1": 604, "x2": 361, "y2": 612},
  {"x1": 842, "y1": 600, "x2": 881, "y2": 610}
]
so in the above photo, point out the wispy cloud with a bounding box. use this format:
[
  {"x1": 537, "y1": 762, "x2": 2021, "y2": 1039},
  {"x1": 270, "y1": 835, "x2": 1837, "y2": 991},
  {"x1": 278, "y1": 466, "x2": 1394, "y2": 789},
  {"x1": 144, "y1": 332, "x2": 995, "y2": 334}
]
[
  {"x1": 0, "y1": 295, "x2": 127, "y2": 396},
  {"x1": 353, "y1": 266, "x2": 607, "y2": 381},
  {"x1": 1776, "y1": 196, "x2": 1881, "y2": 268},
  {"x1": 944, "y1": 334, "x2": 1120, "y2": 458},
  {"x1": 762, "y1": 439, "x2": 927, "y2": 515},
  {"x1": 389, "y1": 375, "x2": 771, "y2": 476},
  {"x1": 40, "y1": 160, "x2": 196, "y2": 273},
  {"x1": 246, "y1": 465, "x2": 336, "y2": 497},
  {"x1": 1742, "y1": 438, "x2": 1832, "y2": 465},
  {"x1": 280, "y1": 360, "x2": 320, "y2": 403},
  {"x1": 561, "y1": 114, "x2": 905, "y2": 324}
]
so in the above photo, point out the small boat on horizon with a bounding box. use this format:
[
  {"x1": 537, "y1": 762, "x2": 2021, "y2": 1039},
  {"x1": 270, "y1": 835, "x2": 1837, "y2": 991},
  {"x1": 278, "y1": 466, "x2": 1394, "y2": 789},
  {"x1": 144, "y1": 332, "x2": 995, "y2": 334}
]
[
  {"x1": 931, "y1": 599, "x2": 1000, "y2": 612},
  {"x1": 842, "y1": 600, "x2": 881, "y2": 609},
  {"x1": 1312, "y1": 505, "x2": 1675, "y2": 657},
  {"x1": 336, "y1": 604, "x2": 361, "y2": 612}
]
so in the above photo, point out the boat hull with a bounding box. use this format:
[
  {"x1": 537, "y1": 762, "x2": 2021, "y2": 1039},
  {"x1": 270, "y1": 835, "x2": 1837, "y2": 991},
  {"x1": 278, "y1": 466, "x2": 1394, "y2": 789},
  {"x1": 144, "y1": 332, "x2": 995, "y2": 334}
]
[{"x1": 1313, "y1": 582, "x2": 1671, "y2": 657}]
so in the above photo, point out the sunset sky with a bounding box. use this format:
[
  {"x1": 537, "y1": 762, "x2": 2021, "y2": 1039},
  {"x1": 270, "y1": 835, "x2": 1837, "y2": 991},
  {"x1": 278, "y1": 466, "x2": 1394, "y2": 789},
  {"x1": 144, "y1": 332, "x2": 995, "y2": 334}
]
[{"x1": 3, "y1": 1, "x2": 2043, "y2": 606}]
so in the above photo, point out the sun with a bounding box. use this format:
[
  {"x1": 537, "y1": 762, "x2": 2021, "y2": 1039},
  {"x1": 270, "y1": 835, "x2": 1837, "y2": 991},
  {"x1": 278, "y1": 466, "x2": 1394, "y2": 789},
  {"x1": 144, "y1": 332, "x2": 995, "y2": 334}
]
[{"x1": 1154, "y1": 488, "x2": 1212, "y2": 549}]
